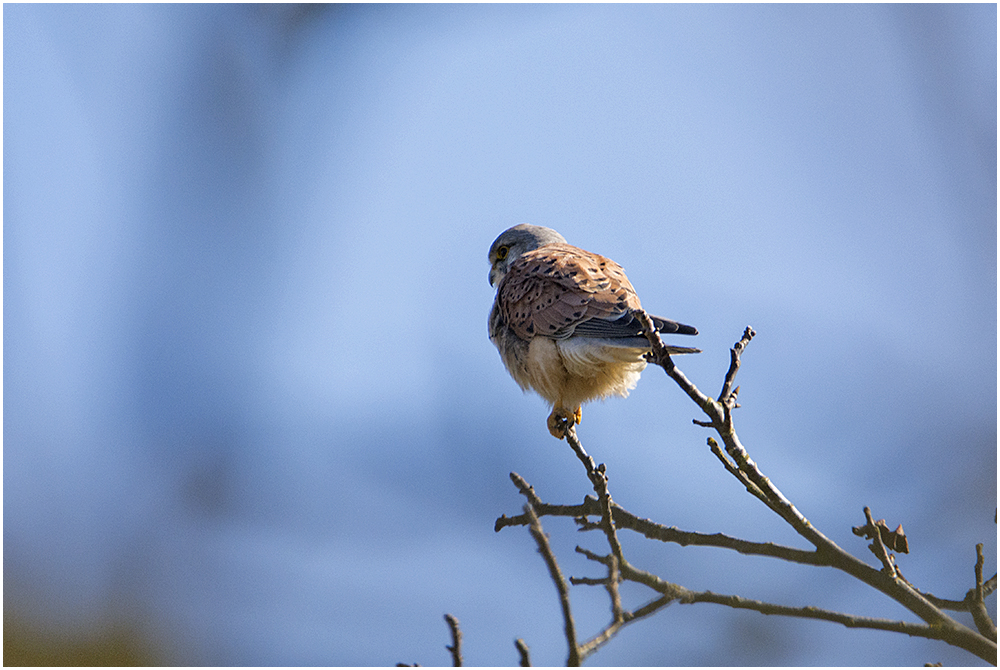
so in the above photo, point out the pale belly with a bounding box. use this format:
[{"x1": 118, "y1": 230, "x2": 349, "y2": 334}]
[{"x1": 521, "y1": 337, "x2": 647, "y2": 410}]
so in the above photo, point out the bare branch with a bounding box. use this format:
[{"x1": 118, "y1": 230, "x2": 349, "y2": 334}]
[
  {"x1": 606, "y1": 552, "x2": 623, "y2": 622},
  {"x1": 967, "y1": 544, "x2": 997, "y2": 642},
  {"x1": 611, "y1": 508, "x2": 826, "y2": 565},
  {"x1": 610, "y1": 558, "x2": 990, "y2": 648},
  {"x1": 559, "y1": 428, "x2": 636, "y2": 663},
  {"x1": 443, "y1": 614, "x2": 462, "y2": 667},
  {"x1": 576, "y1": 619, "x2": 625, "y2": 660},
  {"x1": 707, "y1": 437, "x2": 774, "y2": 508},
  {"x1": 719, "y1": 326, "x2": 755, "y2": 406},
  {"x1": 681, "y1": 589, "x2": 971, "y2": 641},
  {"x1": 495, "y1": 472, "x2": 596, "y2": 532},
  {"x1": 852, "y1": 515, "x2": 910, "y2": 554},
  {"x1": 581, "y1": 593, "x2": 677, "y2": 660},
  {"x1": 490, "y1": 324, "x2": 997, "y2": 666},
  {"x1": 576, "y1": 542, "x2": 989, "y2": 650},
  {"x1": 569, "y1": 546, "x2": 675, "y2": 660},
  {"x1": 635, "y1": 309, "x2": 716, "y2": 412},
  {"x1": 636, "y1": 320, "x2": 997, "y2": 663},
  {"x1": 500, "y1": 486, "x2": 827, "y2": 566},
  {"x1": 986, "y1": 573, "x2": 998, "y2": 599},
  {"x1": 563, "y1": 424, "x2": 600, "y2": 482},
  {"x1": 862, "y1": 507, "x2": 898, "y2": 576},
  {"x1": 514, "y1": 639, "x2": 531, "y2": 667},
  {"x1": 558, "y1": 427, "x2": 628, "y2": 577},
  {"x1": 524, "y1": 504, "x2": 580, "y2": 666},
  {"x1": 920, "y1": 591, "x2": 975, "y2": 612}
]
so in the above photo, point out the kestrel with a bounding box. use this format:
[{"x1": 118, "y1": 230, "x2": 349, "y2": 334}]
[{"x1": 488, "y1": 224, "x2": 700, "y2": 439}]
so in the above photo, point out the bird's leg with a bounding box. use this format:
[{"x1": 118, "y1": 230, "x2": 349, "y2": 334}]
[
  {"x1": 547, "y1": 409, "x2": 570, "y2": 439},
  {"x1": 547, "y1": 405, "x2": 582, "y2": 440}
]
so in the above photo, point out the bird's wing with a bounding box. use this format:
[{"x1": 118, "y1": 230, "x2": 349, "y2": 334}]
[
  {"x1": 495, "y1": 243, "x2": 641, "y2": 341},
  {"x1": 573, "y1": 312, "x2": 698, "y2": 338}
]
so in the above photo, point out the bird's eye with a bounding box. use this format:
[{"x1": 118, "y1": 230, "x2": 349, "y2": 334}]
[{"x1": 496, "y1": 245, "x2": 509, "y2": 260}]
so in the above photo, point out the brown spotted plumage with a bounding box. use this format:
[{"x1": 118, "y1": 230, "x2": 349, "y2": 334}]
[
  {"x1": 496, "y1": 244, "x2": 640, "y2": 340},
  {"x1": 488, "y1": 224, "x2": 699, "y2": 439}
]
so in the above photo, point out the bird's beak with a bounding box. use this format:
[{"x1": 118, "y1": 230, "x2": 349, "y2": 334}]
[{"x1": 489, "y1": 266, "x2": 498, "y2": 287}]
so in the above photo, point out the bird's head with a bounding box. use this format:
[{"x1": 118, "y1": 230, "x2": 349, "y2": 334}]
[{"x1": 488, "y1": 224, "x2": 567, "y2": 287}]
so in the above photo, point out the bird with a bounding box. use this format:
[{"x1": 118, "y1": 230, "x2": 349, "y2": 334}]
[{"x1": 488, "y1": 223, "x2": 699, "y2": 439}]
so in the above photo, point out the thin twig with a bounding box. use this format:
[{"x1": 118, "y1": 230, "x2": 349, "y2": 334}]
[
  {"x1": 707, "y1": 437, "x2": 774, "y2": 508},
  {"x1": 921, "y1": 591, "x2": 974, "y2": 611},
  {"x1": 576, "y1": 612, "x2": 626, "y2": 659},
  {"x1": 635, "y1": 310, "x2": 715, "y2": 411},
  {"x1": 496, "y1": 472, "x2": 594, "y2": 532},
  {"x1": 563, "y1": 427, "x2": 627, "y2": 572},
  {"x1": 499, "y1": 486, "x2": 829, "y2": 566},
  {"x1": 683, "y1": 590, "x2": 970, "y2": 641},
  {"x1": 579, "y1": 592, "x2": 677, "y2": 659},
  {"x1": 606, "y1": 557, "x2": 987, "y2": 647},
  {"x1": 570, "y1": 547, "x2": 676, "y2": 660},
  {"x1": 606, "y1": 552, "x2": 623, "y2": 622},
  {"x1": 514, "y1": 639, "x2": 531, "y2": 667},
  {"x1": 524, "y1": 504, "x2": 580, "y2": 666},
  {"x1": 720, "y1": 327, "x2": 754, "y2": 400},
  {"x1": 563, "y1": 424, "x2": 600, "y2": 482},
  {"x1": 443, "y1": 614, "x2": 463, "y2": 667},
  {"x1": 967, "y1": 544, "x2": 997, "y2": 642},
  {"x1": 863, "y1": 507, "x2": 897, "y2": 576}
]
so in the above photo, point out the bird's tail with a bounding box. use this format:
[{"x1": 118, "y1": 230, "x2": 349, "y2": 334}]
[
  {"x1": 662, "y1": 345, "x2": 701, "y2": 355},
  {"x1": 651, "y1": 315, "x2": 698, "y2": 336}
]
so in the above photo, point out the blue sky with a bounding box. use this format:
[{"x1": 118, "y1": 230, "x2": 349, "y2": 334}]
[{"x1": 4, "y1": 4, "x2": 996, "y2": 666}]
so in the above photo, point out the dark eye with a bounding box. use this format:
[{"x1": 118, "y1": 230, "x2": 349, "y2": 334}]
[{"x1": 496, "y1": 245, "x2": 509, "y2": 260}]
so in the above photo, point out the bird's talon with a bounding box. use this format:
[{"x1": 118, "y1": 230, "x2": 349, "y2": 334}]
[{"x1": 547, "y1": 407, "x2": 578, "y2": 439}]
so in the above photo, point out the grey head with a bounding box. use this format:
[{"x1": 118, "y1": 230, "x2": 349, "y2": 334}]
[{"x1": 488, "y1": 224, "x2": 567, "y2": 287}]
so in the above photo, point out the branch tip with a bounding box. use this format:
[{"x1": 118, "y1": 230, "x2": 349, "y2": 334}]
[
  {"x1": 444, "y1": 614, "x2": 463, "y2": 667},
  {"x1": 514, "y1": 639, "x2": 531, "y2": 667}
]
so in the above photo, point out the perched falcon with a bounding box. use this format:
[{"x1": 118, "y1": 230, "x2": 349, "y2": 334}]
[{"x1": 488, "y1": 224, "x2": 699, "y2": 439}]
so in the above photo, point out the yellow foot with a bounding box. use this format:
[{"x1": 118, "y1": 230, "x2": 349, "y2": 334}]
[{"x1": 547, "y1": 406, "x2": 582, "y2": 439}]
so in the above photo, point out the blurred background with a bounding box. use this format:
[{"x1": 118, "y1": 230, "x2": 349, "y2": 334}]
[{"x1": 4, "y1": 3, "x2": 996, "y2": 666}]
